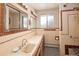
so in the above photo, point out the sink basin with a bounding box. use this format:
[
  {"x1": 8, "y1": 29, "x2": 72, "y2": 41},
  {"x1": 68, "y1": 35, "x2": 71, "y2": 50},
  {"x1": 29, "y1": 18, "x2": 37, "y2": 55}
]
[{"x1": 21, "y1": 43, "x2": 35, "y2": 53}]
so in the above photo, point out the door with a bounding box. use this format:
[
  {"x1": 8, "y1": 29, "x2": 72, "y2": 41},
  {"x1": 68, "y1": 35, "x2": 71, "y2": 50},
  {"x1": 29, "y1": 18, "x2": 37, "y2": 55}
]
[
  {"x1": 60, "y1": 10, "x2": 79, "y2": 56},
  {"x1": 69, "y1": 11, "x2": 79, "y2": 39},
  {"x1": 62, "y1": 10, "x2": 79, "y2": 37}
]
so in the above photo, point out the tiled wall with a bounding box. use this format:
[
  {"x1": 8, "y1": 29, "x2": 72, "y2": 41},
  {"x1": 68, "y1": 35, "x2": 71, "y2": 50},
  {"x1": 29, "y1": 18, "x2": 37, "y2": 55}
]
[{"x1": 36, "y1": 29, "x2": 59, "y2": 47}]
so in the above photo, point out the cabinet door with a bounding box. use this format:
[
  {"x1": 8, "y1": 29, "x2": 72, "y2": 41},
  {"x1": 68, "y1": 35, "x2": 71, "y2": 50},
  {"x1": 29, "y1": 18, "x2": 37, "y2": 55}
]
[{"x1": 69, "y1": 11, "x2": 79, "y2": 39}]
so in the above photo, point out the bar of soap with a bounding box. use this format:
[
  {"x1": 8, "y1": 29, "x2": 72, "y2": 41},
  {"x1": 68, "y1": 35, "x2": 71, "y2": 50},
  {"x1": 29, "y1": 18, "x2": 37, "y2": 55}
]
[{"x1": 12, "y1": 47, "x2": 20, "y2": 53}]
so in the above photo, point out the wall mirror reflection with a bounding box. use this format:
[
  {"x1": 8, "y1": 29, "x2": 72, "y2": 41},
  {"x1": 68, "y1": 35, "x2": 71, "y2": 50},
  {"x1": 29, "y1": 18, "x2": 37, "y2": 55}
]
[
  {"x1": 20, "y1": 13, "x2": 28, "y2": 29},
  {"x1": 30, "y1": 17, "x2": 36, "y2": 29},
  {"x1": 9, "y1": 6, "x2": 20, "y2": 31},
  {"x1": 4, "y1": 5, "x2": 28, "y2": 32}
]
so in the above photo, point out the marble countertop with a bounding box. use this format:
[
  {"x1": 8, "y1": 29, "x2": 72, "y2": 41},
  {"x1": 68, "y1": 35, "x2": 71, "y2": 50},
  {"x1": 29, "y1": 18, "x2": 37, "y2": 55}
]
[{"x1": 7, "y1": 35, "x2": 43, "y2": 56}]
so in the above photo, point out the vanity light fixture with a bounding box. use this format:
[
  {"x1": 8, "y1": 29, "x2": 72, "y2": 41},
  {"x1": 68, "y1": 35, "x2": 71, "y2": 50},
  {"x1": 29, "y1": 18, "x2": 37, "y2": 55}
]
[{"x1": 18, "y1": 3, "x2": 27, "y2": 10}]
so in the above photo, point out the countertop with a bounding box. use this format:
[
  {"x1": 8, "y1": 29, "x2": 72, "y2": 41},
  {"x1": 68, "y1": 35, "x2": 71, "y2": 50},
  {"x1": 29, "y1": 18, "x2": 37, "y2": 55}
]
[{"x1": 7, "y1": 35, "x2": 43, "y2": 56}]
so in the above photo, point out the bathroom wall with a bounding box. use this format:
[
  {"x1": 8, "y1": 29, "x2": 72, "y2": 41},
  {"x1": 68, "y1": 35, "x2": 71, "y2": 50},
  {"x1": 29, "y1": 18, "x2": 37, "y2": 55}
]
[
  {"x1": 36, "y1": 8, "x2": 59, "y2": 47},
  {"x1": 37, "y1": 8, "x2": 59, "y2": 28},
  {"x1": 59, "y1": 3, "x2": 79, "y2": 10}
]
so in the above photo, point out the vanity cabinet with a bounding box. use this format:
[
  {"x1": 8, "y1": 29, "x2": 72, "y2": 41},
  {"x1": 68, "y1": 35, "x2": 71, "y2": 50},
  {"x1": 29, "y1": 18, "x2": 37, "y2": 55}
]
[
  {"x1": 36, "y1": 39, "x2": 44, "y2": 56},
  {"x1": 34, "y1": 39, "x2": 44, "y2": 56}
]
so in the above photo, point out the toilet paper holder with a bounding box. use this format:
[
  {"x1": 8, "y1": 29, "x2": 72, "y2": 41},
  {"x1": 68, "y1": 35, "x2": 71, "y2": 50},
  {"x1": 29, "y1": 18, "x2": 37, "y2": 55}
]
[{"x1": 55, "y1": 36, "x2": 59, "y2": 40}]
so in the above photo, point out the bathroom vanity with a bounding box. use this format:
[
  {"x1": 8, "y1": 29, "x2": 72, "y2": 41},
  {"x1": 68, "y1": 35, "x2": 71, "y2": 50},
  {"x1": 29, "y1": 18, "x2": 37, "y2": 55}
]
[
  {"x1": 9, "y1": 35, "x2": 44, "y2": 56},
  {"x1": 0, "y1": 30, "x2": 44, "y2": 56}
]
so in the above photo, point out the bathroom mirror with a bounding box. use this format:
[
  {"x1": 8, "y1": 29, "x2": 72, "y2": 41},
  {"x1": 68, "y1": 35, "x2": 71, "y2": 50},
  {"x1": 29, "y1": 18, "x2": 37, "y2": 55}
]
[
  {"x1": 4, "y1": 5, "x2": 28, "y2": 33},
  {"x1": 5, "y1": 5, "x2": 20, "y2": 32},
  {"x1": 9, "y1": 6, "x2": 20, "y2": 31}
]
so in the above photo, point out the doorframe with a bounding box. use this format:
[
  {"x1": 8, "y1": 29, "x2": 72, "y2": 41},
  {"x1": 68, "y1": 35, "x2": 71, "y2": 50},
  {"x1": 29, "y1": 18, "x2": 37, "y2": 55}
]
[{"x1": 60, "y1": 7, "x2": 79, "y2": 55}]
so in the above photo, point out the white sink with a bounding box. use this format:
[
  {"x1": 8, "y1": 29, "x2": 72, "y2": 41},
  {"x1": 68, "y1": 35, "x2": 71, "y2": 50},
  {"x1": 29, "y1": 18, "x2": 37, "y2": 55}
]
[{"x1": 20, "y1": 43, "x2": 35, "y2": 53}]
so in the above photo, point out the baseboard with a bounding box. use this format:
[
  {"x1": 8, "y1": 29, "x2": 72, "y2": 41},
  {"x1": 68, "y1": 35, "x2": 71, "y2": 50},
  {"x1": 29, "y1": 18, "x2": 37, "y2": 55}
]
[{"x1": 45, "y1": 43, "x2": 59, "y2": 48}]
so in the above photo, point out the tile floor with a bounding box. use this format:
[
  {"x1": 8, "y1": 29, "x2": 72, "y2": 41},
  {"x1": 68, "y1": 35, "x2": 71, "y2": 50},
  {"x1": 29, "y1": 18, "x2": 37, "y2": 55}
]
[{"x1": 43, "y1": 46, "x2": 59, "y2": 56}]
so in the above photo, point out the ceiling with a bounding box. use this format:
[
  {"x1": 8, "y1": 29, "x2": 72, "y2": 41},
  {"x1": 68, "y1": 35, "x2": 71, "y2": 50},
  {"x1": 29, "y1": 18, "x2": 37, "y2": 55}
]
[{"x1": 24, "y1": 3, "x2": 59, "y2": 11}]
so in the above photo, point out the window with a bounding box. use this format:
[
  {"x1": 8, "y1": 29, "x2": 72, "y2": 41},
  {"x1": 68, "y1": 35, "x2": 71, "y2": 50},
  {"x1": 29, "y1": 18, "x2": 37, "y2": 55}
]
[
  {"x1": 40, "y1": 15, "x2": 47, "y2": 28},
  {"x1": 48, "y1": 15, "x2": 54, "y2": 28},
  {"x1": 40, "y1": 15, "x2": 54, "y2": 28}
]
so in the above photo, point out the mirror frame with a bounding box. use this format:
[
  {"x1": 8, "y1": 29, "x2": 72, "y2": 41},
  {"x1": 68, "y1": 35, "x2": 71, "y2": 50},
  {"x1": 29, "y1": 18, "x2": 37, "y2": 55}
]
[{"x1": 0, "y1": 4, "x2": 29, "y2": 36}]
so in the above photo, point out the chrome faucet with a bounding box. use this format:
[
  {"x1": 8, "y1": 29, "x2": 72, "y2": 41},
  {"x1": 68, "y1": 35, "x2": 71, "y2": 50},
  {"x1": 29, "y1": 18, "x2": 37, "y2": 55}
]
[{"x1": 21, "y1": 39, "x2": 27, "y2": 48}]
